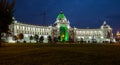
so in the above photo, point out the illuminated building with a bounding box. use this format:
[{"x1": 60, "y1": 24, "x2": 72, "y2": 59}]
[{"x1": 7, "y1": 11, "x2": 114, "y2": 43}]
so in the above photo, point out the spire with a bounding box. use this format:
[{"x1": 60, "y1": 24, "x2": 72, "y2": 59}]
[
  {"x1": 103, "y1": 21, "x2": 107, "y2": 25},
  {"x1": 101, "y1": 21, "x2": 111, "y2": 29},
  {"x1": 60, "y1": 11, "x2": 63, "y2": 14}
]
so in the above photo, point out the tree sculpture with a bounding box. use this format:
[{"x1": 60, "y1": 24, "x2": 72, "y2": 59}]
[{"x1": 0, "y1": 0, "x2": 15, "y2": 46}]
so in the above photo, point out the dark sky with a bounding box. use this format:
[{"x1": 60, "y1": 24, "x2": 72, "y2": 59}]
[{"x1": 14, "y1": 0, "x2": 120, "y2": 33}]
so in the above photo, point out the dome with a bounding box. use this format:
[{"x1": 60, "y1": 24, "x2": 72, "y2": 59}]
[
  {"x1": 101, "y1": 21, "x2": 111, "y2": 29},
  {"x1": 57, "y1": 11, "x2": 66, "y2": 19}
]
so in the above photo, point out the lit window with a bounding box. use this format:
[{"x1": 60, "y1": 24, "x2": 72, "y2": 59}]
[
  {"x1": 101, "y1": 36, "x2": 103, "y2": 39},
  {"x1": 28, "y1": 27, "x2": 29, "y2": 30},
  {"x1": 23, "y1": 26, "x2": 24, "y2": 30},
  {"x1": 89, "y1": 36, "x2": 92, "y2": 39},
  {"x1": 17, "y1": 25, "x2": 19, "y2": 29},
  {"x1": 78, "y1": 37, "x2": 80, "y2": 39}
]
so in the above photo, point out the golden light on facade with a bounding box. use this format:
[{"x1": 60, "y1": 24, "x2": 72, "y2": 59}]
[
  {"x1": 116, "y1": 31, "x2": 120, "y2": 37},
  {"x1": 117, "y1": 32, "x2": 120, "y2": 35}
]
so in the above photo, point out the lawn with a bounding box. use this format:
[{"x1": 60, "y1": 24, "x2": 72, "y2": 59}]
[{"x1": 0, "y1": 43, "x2": 120, "y2": 65}]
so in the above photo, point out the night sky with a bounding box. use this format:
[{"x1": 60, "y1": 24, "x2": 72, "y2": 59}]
[{"x1": 14, "y1": 0, "x2": 120, "y2": 34}]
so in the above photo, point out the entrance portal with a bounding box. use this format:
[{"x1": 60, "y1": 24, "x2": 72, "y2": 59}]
[{"x1": 60, "y1": 25, "x2": 69, "y2": 42}]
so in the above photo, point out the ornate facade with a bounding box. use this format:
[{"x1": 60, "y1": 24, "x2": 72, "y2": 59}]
[{"x1": 7, "y1": 12, "x2": 114, "y2": 43}]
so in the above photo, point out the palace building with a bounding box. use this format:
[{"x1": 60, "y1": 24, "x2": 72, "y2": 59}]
[{"x1": 7, "y1": 11, "x2": 114, "y2": 43}]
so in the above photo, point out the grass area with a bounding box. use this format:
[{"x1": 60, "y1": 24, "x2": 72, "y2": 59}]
[{"x1": 0, "y1": 43, "x2": 120, "y2": 65}]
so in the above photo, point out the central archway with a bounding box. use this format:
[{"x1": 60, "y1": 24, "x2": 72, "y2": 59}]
[{"x1": 59, "y1": 25, "x2": 69, "y2": 42}]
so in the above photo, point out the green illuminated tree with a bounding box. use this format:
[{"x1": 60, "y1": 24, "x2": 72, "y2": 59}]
[{"x1": 0, "y1": 0, "x2": 15, "y2": 46}]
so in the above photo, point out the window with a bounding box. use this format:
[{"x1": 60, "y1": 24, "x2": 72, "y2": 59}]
[
  {"x1": 23, "y1": 26, "x2": 25, "y2": 30},
  {"x1": 28, "y1": 27, "x2": 30, "y2": 30},
  {"x1": 17, "y1": 25, "x2": 19, "y2": 29}
]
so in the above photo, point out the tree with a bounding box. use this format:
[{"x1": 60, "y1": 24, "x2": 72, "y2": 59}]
[
  {"x1": 29, "y1": 35, "x2": 33, "y2": 43},
  {"x1": 69, "y1": 36, "x2": 74, "y2": 43},
  {"x1": 13, "y1": 35, "x2": 18, "y2": 41},
  {"x1": 34, "y1": 34, "x2": 39, "y2": 43},
  {"x1": 53, "y1": 37, "x2": 58, "y2": 44},
  {"x1": 0, "y1": 0, "x2": 15, "y2": 46},
  {"x1": 39, "y1": 36, "x2": 44, "y2": 43},
  {"x1": 80, "y1": 38, "x2": 84, "y2": 43},
  {"x1": 17, "y1": 33, "x2": 24, "y2": 42},
  {"x1": 13, "y1": 35, "x2": 19, "y2": 43},
  {"x1": 58, "y1": 36, "x2": 60, "y2": 42},
  {"x1": 48, "y1": 35, "x2": 52, "y2": 43}
]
